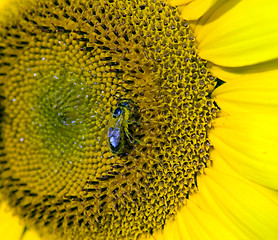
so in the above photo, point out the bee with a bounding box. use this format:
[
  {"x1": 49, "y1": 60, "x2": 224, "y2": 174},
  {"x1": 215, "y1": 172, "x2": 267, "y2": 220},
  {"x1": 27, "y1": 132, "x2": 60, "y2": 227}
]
[{"x1": 107, "y1": 99, "x2": 138, "y2": 155}]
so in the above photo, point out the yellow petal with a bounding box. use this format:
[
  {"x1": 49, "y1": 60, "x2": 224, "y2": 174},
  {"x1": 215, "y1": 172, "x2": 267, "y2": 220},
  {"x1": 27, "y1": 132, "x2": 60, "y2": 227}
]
[
  {"x1": 0, "y1": 0, "x2": 10, "y2": 19},
  {"x1": 0, "y1": 201, "x2": 41, "y2": 240},
  {"x1": 168, "y1": 0, "x2": 193, "y2": 6},
  {"x1": 197, "y1": 152, "x2": 278, "y2": 239},
  {"x1": 213, "y1": 75, "x2": 278, "y2": 114},
  {"x1": 179, "y1": 0, "x2": 219, "y2": 20},
  {"x1": 151, "y1": 198, "x2": 239, "y2": 240},
  {"x1": 0, "y1": 0, "x2": 9, "y2": 8},
  {"x1": 212, "y1": 73, "x2": 278, "y2": 189},
  {"x1": 150, "y1": 152, "x2": 278, "y2": 239},
  {"x1": 173, "y1": 199, "x2": 241, "y2": 240},
  {"x1": 0, "y1": 202, "x2": 23, "y2": 240},
  {"x1": 195, "y1": 0, "x2": 278, "y2": 67},
  {"x1": 0, "y1": 0, "x2": 18, "y2": 22},
  {"x1": 152, "y1": 217, "x2": 185, "y2": 240},
  {"x1": 22, "y1": 228, "x2": 41, "y2": 240},
  {"x1": 210, "y1": 113, "x2": 278, "y2": 190},
  {"x1": 210, "y1": 58, "x2": 278, "y2": 82}
]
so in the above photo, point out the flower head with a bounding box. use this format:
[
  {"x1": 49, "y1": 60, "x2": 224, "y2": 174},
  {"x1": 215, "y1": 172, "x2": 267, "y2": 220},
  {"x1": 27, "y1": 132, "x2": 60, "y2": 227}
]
[{"x1": 0, "y1": 0, "x2": 278, "y2": 239}]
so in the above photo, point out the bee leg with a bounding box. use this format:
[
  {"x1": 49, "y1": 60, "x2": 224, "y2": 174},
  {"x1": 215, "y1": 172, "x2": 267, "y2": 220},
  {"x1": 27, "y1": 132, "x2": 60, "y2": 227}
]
[
  {"x1": 126, "y1": 120, "x2": 139, "y2": 126},
  {"x1": 126, "y1": 132, "x2": 141, "y2": 145},
  {"x1": 125, "y1": 130, "x2": 133, "y2": 143}
]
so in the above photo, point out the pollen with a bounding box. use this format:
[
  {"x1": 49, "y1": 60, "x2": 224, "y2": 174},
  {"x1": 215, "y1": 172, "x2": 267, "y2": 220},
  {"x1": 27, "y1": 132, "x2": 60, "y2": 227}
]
[{"x1": 0, "y1": 0, "x2": 218, "y2": 239}]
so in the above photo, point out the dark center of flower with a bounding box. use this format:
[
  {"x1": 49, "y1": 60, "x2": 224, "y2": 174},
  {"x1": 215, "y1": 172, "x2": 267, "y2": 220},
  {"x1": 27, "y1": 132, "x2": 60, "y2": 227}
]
[{"x1": 0, "y1": 0, "x2": 218, "y2": 239}]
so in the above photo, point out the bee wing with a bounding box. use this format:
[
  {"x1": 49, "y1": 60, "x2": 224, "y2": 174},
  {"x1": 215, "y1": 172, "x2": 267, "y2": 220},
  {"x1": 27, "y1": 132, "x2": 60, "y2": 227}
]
[
  {"x1": 100, "y1": 115, "x2": 123, "y2": 143},
  {"x1": 108, "y1": 127, "x2": 121, "y2": 147}
]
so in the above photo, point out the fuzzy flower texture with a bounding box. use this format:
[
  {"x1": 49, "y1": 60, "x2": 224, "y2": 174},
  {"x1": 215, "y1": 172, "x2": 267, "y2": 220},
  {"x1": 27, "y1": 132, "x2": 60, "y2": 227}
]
[{"x1": 0, "y1": 0, "x2": 278, "y2": 240}]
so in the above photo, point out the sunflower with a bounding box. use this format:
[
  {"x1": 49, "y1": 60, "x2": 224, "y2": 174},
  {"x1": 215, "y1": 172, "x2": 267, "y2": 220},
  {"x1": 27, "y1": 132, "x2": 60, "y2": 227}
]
[{"x1": 0, "y1": 0, "x2": 278, "y2": 240}]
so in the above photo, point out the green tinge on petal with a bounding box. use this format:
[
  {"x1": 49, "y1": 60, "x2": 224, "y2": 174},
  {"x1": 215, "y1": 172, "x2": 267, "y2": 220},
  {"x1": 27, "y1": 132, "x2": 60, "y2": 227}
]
[
  {"x1": 179, "y1": 0, "x2": 219, "y2": 20},
  {"x1": 195, "y1": 0, "x2": 278, "y2": 67},
  {"x1": 210, "y1": 114, "x2": 278, "y2": 190}
]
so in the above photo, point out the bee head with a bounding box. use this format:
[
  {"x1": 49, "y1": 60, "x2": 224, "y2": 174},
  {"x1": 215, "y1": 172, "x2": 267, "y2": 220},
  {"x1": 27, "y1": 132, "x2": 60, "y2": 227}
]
[{"x1": 113, "y1": 107, "x2": 124, "y2": 118}]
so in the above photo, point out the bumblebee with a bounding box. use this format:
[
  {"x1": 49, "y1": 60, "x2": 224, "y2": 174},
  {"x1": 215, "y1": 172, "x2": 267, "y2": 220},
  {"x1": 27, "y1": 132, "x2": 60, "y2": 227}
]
[{"x1": 107, "y1": 100, "x2": 138, "y2": 154}]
